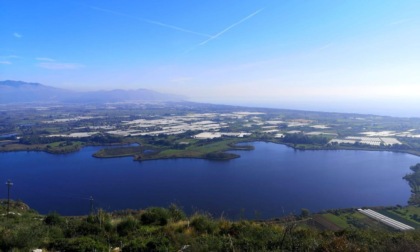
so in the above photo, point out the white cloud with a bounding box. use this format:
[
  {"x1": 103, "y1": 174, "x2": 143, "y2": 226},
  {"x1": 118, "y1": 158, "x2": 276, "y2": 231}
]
[
  {"x1": 0, "y1": 55, "x2": 20, "y2": 65},
  {"x1": 37, "y1": 62, "x2": 84, "y2": 70},
  {"x1": 13, "y1": 32, "x2": 22, "y2": 38},
  {"x1": 1, "y1": 55, "x2": 20, "y2": 59},
  {"x1": 36, "y1": 57, "x2": 55, "y2": 62}
]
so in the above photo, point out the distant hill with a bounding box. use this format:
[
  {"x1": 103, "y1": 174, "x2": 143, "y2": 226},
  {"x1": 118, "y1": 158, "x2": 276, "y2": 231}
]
[{"x1": 0, "y1": 80, "x2": 185, "y2": 104}]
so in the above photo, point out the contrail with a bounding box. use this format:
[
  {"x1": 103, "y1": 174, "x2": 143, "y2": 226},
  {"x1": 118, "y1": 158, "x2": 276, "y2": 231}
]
[
  {"x1": 142, "y1": 19, "x2": 212, "y2": 38},
  {"x1": 198, "y1": 8, "x2": 264, "y2": 46},
  {"x1": 90, "y1": 6, "x2": 212, "y2": 38}
]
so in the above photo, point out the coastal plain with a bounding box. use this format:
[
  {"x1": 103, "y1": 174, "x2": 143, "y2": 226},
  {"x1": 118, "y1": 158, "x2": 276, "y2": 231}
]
[{"x1": 2, "y1": 102, "x2": 420, "y2": 160}]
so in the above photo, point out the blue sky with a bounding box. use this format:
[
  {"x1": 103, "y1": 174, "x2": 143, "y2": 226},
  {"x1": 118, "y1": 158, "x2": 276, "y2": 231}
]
[{"x1": 1, "y1": 0, "x2": 420, "y2": 115}]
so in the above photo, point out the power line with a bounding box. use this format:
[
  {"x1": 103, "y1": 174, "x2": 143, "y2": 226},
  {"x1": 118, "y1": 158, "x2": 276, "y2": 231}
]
[
  {"x1": 90, "y1": 196, "x2": 94, "y2": 215},
  {"x1": 5, "y1": 179, "x2": 13, "y2": 217}
]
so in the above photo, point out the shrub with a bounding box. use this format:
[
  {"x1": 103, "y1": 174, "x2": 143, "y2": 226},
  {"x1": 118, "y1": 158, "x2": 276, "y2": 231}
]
[
  {"x1": 140, "y1": 207, "x2": 170, "y2": 226},
  {"x1": 44, "y1": 212, "x2": 63, "y2": 226},
  {"x1": 168, "y1": 204, "x2": 186, "y2": 222},
  {"x1": 125, "y1": 236, "x2": 172, "y2": 251},
  {"x1": 117, "y1": 216, "x2": 139, "y2": 236},
  {"x1": 52, "y1": 237, "x2": 107, "y2": 252},
  {"x1": 190, "y1": 214, "x2": 218, "y2": 234},
  {"x1": 76, "y1": 221, "x2": 101, "y2": 236}
]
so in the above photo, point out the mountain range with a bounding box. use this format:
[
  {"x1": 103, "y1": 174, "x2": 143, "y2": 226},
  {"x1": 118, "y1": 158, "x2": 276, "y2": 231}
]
[{"x1": 0, "y1": 80, "x2": 185, "y2": 104}]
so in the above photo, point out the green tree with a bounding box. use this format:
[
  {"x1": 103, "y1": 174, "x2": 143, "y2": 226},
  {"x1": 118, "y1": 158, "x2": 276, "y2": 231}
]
[{"x1": 300, "y1": 208, "x2": 311, "y2": 218}]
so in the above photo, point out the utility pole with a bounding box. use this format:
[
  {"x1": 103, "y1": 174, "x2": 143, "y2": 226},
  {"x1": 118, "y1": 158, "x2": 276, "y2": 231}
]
[
  {"x1": 5, "y1": 180, "x2": 13, "y2": 217},
  {"x1": 90, "y1": 196, "x2": 94, "y2": 215}
]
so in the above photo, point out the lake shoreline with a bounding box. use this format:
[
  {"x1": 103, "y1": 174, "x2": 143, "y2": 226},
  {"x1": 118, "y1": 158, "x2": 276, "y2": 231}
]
[{"x1": 2, "y1": 138, "x2": 419, "y2": 161}]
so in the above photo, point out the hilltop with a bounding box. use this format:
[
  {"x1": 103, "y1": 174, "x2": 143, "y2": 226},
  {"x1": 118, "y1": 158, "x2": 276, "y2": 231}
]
[{"x1": 1, "y1": 200, "x2": 420, "y2": 251}]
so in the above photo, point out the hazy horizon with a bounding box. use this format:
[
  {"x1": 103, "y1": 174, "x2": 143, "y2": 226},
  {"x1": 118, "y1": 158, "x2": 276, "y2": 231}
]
[
  {"x1": 2, "y1": 79, "x2": 420, "y2": 118},
  {"x1": 1, "y1": 0, "x2": 420, "y2": 116}
]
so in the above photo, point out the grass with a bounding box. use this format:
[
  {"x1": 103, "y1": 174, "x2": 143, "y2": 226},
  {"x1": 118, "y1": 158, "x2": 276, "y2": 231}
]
[
  {"x1": 151, "y1": 149, "x2": 203, "y2": 159},
  {"x1": 379, "y1": 207, "x2": 420, "y2": 228},
  {"x1": 352, "y1": 212, "x2": 366, "y2": 220},
  {"x1": 321, "y1": 213, "x2": 350, "y2": 229},
  {"x1": 316, "y1": 210, "x2": 415, "y2": 231},
  {"x1": 190, "y1": 139, "x2": 238, "y2": 152},
  {"x1": 46, "y1": 141, "x2": 84, "y2": 154},
  {"x1": 93, "y1": 146, "x2": 143, "y2": 158},
  {"x1": 0, "y1": 141, "x2": 85, "y2": 154}
]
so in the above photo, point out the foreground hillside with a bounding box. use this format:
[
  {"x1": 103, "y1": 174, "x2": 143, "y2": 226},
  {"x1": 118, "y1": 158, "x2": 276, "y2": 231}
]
[{"x1": 1, "y1": 201, "x2": 420, "y2": 251}]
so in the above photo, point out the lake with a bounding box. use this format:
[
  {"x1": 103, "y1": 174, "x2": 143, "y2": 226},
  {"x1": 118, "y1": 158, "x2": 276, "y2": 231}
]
[{"x1": 0, "y1": 142, "x2": 419, "y2": 219}]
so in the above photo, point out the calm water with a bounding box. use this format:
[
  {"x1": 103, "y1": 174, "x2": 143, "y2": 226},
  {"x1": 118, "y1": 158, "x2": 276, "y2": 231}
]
[{"x1": 0, "y1": 142, "x2": 419, "y2": 219}]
